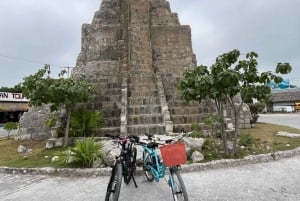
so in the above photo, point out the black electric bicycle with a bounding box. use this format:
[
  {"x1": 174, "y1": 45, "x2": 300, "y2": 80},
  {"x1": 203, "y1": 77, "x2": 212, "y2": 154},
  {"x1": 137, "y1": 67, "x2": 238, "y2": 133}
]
[{"x1": 105, "y1": 134, "x2": 139, "y2": 201}]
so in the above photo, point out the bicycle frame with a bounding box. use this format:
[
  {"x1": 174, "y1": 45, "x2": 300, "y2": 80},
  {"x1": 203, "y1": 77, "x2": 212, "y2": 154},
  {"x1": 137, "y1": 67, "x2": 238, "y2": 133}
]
[
  {"x1": 141, "y1": 143, "x2": 166, "y2": 182},
  {"x1": 168, "y1": 166, "x2": 179, "y2": 190},
  {"x1": 140, "y1": 132, "x2": 189, "y2": 201}
]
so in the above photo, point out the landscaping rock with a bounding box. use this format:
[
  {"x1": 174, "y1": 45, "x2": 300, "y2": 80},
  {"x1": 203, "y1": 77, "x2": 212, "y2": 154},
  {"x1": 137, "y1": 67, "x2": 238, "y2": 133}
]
[
  {"x1": 17, "y1": 145, "x2": 27, "y2": 153},
  {"x1": 183, "y1": 137, "x2": 205, "y2": 151},
  {"x1": 191, "y1": 151, "x2": 204, "y2": 163}
]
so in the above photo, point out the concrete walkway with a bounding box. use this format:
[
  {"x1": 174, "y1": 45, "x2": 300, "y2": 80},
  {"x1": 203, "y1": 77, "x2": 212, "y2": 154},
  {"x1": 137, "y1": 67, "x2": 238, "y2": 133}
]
[
  {"x1": 259, "y1": 113, "x2": 300, "y2": 129},
  {"x1": 1, "y1": 155, "x2": 300, "y2": 201}
]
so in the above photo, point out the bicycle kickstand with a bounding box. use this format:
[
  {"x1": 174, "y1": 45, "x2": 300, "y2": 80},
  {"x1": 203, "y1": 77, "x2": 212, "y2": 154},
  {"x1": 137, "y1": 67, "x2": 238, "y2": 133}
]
[{"x1": 132, "y1": 173, "x2": 138, "y2": 188}]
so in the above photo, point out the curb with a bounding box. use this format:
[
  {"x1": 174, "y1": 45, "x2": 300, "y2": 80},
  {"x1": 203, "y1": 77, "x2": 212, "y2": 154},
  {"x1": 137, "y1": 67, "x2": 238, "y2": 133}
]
[{"x1": 1, "y1": 147, "x2": 300, "y2": 177}]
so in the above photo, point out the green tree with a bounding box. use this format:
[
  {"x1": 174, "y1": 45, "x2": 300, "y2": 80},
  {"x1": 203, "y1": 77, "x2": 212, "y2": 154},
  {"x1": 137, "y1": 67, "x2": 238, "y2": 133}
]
[
  {"x1": 3, "y1": 122, "x2": 18, "y2": 139},
  {"x1": 71, "y1": 106, "x2": 103, "y2": 137},
  {"x1": 0, "y1": 83, "x2": 22, "y2": 93},
  {"x1": 179, "y1": 49, "x2": 292, "y2": 155},
  {"x1": 22, "y1": 65, "x2": 94, "y2": 147}
]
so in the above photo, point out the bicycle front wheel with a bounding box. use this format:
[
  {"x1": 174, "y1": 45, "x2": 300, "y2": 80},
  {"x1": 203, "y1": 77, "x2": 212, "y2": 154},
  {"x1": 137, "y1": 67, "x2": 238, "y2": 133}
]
[
  {"x1": 143, "y1": 151, "x2": 154, "y2": 182},
  {"x1": 124, "y1": 147, "x2": 137, "y2": 184},
  {"x1": 105, "y1": 163, "x2": 123, "y2": 201},
  {"x1": 169, "y1": 168, "x2": 188, "y2": 201}
]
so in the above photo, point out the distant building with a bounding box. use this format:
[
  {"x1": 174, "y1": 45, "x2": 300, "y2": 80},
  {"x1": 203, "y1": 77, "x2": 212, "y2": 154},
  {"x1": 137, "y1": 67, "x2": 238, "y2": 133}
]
[
  {"x1": 271, "y1": 89, "x2": 300, "y2": 112},
  {"x1": 0, "y1": 92, "x2": 29, "y2": 124}
]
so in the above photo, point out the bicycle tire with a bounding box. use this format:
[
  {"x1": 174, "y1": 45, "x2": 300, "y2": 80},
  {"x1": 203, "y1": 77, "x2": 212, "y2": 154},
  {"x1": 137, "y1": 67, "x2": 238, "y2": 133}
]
[
  {"x1": 143, "y1": 151, "x2": 154, "y2": 182},
  {"x1": 105, "y1": 163, "x2": 123, "y2": 201},
  {"x1": 124, "y1": 147, "x2": 137, "y2": 184},
  {"x1": 170, "y1": 168, "x2": 188, "y2": 201}
]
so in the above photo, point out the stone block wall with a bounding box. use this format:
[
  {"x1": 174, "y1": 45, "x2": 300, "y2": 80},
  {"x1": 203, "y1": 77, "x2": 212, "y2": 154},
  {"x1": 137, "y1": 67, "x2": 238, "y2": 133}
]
[{"x1": 73, "y1": 0, "x2": 215, "y2": 135}]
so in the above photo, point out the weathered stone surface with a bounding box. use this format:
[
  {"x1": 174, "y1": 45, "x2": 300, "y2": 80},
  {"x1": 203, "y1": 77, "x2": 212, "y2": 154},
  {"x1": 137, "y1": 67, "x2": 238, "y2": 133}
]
[
  {"x1": 17, "y1": 106, "x2": 65, "y2": 140},
  {"x1": 46, "y1": 138, "x2": 64, "y2": 149},
  {"x1": 71, "y1": 0, "x2": 216, "y2": 136},
  {"x1": 183, "y1": 137, "x2": 205, "y2": 151},
  {"x1": 191, "y1": 151, "x2": 204, "y2": 163},
  {"x1": 17, "y1": 145, "x2": 27, "y2": 154}
]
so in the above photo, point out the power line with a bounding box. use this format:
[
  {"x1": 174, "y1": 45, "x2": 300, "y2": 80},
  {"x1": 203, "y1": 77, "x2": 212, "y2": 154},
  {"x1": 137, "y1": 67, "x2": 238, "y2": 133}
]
[
  {"x1": 0, "y1": 53, "x2": 73, "y2": 69},
  {"x1": 0, "y1": 53, "x2": 46, "y2": 65}
]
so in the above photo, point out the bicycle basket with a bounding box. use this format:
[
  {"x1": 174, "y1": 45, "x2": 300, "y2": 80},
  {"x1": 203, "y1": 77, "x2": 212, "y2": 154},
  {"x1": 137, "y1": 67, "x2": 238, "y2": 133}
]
[{"x1": 159, "y1": 142, "x2": 187, "y2": 167}]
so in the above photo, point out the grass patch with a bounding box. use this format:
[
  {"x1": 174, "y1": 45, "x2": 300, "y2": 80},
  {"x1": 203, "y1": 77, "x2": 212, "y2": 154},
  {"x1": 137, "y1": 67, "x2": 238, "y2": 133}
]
[
  {"x1": 199, "y1": 122, "x2": 300, "y2": 162},
  {"x1": 0, "y1": 138, "x2": 67, "y2": 168},
  {"x1": 239, "y1": 122, "x2": 300, "y2": 155}
]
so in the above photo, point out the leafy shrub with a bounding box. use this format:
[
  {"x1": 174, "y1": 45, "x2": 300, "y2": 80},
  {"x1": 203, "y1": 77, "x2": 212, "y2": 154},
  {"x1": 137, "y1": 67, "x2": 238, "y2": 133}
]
[
  {"x1": 191, "y1": 122, "x2": 200, "y2": 131},
  {"x1": 71, "y1": 107, "x2": 103, "y2": 137},
  {"x1": 239, "y1": 133, "x2": 254, "y2": 147},
  {"x1": 202, "y1": 138, "x2": 215, "y2": 151},
  {"x1": 248, "y1": 102, "x2": 265, "y2": 123},
  {"x1": 45, "y1": 116, "x2": 56, "y2": 128},
  {"x1": 189, "y1": 131, "x2": 202, "y2": 138},
  {"x1": 3, "y1": 122, "x2": 18, "y2": 139},
  {"x1": 56, "y1": 138, "x2": 104, "y2": 168}
]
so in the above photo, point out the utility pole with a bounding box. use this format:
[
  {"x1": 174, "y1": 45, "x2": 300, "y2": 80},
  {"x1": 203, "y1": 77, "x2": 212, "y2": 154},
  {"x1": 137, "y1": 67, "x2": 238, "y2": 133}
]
[{"x1": 60, "y1": 66, "x2": 74, "y2": 78}]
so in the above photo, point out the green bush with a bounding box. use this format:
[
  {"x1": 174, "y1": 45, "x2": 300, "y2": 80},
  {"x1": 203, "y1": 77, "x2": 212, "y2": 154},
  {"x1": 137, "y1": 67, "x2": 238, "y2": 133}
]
[
  {"x1": 202, "y1": 138, "x2": 215, "y2": 151},
  {"x1": 239, "y1": 133, "x2": 254, "y2": 147},
  {"x1": 3, "y1": 122, "x2": 18, "y2": 139},
  {"x1": 189, "y1": 131, "x2": 202, "y2": 138},
  {"x1": 191, "y1": 122, "x2": 200, "y2": 131},
  {"x1": 71, "y1": 107, "x2": 103, "y2": 137},
  {"x1": 45, "y1": 116, "x2": 56, "y2": 128},
  {"x1": 56, "y1": 138, "x2": 104, "y2": 168},
  {"x1": 248, "y1": 102, "x2": 265, "y2": 123}
]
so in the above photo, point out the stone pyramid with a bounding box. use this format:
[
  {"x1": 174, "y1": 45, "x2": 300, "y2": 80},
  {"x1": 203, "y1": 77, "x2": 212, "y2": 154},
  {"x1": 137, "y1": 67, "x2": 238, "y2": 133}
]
[{"x1": 71, "y1": 0, "x2": 216, "y2": 136}]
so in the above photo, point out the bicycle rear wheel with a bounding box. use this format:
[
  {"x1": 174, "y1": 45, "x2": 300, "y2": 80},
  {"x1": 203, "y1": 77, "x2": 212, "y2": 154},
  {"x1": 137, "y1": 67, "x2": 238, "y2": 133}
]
[
  {"x1": 105, "y1": 163, "x2": 123, "y2": 201},
  {"x1": 143, "y1": 151, "x2": 154, "y2": 182},
  {"x1": 169, "y1": 168, "x2": 188, "y2": 201},
  {"x1": 124, "y1": 147, "x2": 137, "y2": 184}
]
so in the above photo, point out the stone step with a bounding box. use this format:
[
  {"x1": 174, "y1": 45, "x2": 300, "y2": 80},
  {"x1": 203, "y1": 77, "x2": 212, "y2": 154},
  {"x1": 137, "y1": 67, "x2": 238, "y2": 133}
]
[
  {"x1": 128, "y1": 97, "x2": 160, "y2": 105},
  {"x1": 167, "y1": 100, "x2": 200, "y2": 107},
  {"x1": 128, "y1": 90, "x2": 158, "y2": 97},
  {"x1": 127, "y1": 114, "x2": 164, "y2": 125},
  {"x1": 128, "y1": 74, "x2": 156, "y2": 84},
  {"x1": 127, "y1": 124, "x2": 166, "y2": 135},
  {"x1": 171, "y1": 114, "x2": 204, "y2": 124},
  {"x1": 128, "y1": 105, "x2": 161, "y2": 115},
  {"x1": 172, "y1": 124, "x2": 194, "y2": 133},
  {"x1": 99, "y1": 127, "x2": 121, "y2": 136},
  {"x1": 128, "y1": 83, "x2": 157, "y2": 90},
  {"x1": 169, "y1": 107, "x2": 205, "y2": 115},
  {"x1": 103, "y1": 117, "x2": 121, "y2": 127}
]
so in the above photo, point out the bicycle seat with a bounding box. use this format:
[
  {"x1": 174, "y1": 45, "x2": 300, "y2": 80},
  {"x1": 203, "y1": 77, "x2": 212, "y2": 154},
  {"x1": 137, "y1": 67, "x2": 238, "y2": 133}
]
[
  {"x1": 147, "y1": 142, "x2": 158, "y2": 149},
  {"x1": 146, "y1": 134, "x2": 154, "y2": 140},
  {"x1": 128, "y1": 134, "x2": 140, "y2": 143}
]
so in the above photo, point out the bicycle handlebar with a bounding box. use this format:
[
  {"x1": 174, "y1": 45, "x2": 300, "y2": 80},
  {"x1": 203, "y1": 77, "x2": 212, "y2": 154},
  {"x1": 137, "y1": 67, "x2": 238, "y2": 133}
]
[
  {"x1": 105, "y1": 133, "x2": 140, "y2": 143},
  {"x1": 139, "y1": 131, "x2": 187, "y2": 147}
]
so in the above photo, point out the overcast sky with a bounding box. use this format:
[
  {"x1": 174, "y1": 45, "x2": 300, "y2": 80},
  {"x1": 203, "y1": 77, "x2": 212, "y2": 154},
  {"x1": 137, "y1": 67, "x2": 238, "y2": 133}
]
[{"x1": 0, "y1": 0, "x2": 299, "y2": 87}]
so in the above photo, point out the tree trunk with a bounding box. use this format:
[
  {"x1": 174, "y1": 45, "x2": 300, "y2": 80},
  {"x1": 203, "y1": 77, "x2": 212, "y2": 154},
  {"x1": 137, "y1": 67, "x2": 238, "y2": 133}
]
[
  {"x1": 64, "y1": 108, "x2": 71, "y2": 147},
  {"x1": 215, "y1": 99, "x2": 227, "y2": 155},
  {"x1": 230, "y1": 97, "x2": 243, "y2": 156},
  {"x1": 232, "y1": 109, "x2": 239, "y2": 155}
]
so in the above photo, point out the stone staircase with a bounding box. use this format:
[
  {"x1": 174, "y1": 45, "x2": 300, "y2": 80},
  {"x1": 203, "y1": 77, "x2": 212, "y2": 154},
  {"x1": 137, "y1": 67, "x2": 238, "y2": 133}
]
[
  {"x1": 161, "y1": 75, "x2": 216, "y2": 132},
  {"x1": 126, "y1": 73, "x2": 165, "y2": 135}
]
